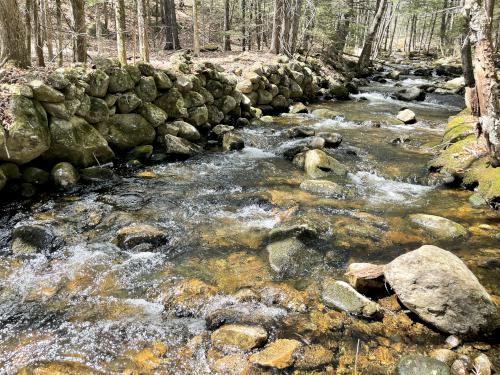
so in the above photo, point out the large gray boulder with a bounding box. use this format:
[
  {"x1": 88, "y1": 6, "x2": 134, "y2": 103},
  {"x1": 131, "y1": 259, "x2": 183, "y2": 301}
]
[
  {"x1": 0, "y1": 95, "x2": 50, "y2": 165},
  {"x1": 96, "y1": 114, "x2": 155, "y2": 151},
  {"x1": 43, "y1": 116, "x2": 115, "y2": 167},
  {"x1": 304, "y1": 149, "x2": 348, "y2": 179},
  {"x1": 384, "y1": 245, "x2": 498, "y2": 336}
]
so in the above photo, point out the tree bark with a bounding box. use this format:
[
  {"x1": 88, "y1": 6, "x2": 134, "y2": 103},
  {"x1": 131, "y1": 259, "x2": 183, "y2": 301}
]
[
  {"x1": 357, "y1": 0, "x2": 387, "y2": 71},
  {"x1": 41, "y1": 0, "x2": 54, "y2": 60},
  {"x1": 288, "y1": 0, "x2": 302, "y2": 54},
  {"x1": 137, "y1": 0, "x2": 150, "y2": 61},
  {"x1": 115, "y1": 0, "x2": 127, "y2": 64},
  {"x1": 55, "y1": 0, "x2": 62, "y2": 65},
  {"x1": 279, "y1": 0, "x2": 291, "y2": 54},
  {"x1": 465, "y1": 0, "x2": 500, "y2": 166},
  {"x1": 0, "y1": 0, "x2": 30, "y2": 67},
  {"x1": 24, "y1": 0, "x2": 32, "y2": 61},
  {"x1": 269, "y1": 0, "x2": 283, "y2": 53},
  {"x1": 34, "y1": 0, "x2": 45, "y2": 66},
  {"x1": 192, "y1": 0, "x2": 200, "y2": 55},
  {"x1": 96, "y1": 2, "x2": 102, "y2": 53},
  {"x1": 223, "y1": 0, "x2": 231, "y2": 50},
  {"x1": 241, "y1": 0, "x2": 246, "y2": 51},
  {"x1": 163, "y1": 0, "x2": 180, "y2": 49},
  {"x1": 70, "y1": 0, "x2": 86, "y2": 63}
]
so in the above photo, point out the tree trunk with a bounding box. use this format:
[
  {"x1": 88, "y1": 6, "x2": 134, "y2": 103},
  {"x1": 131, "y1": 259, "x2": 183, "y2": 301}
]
[
  {"x1": 34, "y1": 0, "x2": 45, "y2": 66},
  {"x1": 426, "y1": 12, "x2": 437, "y2": 52},
  {"x1": 24, "y1": 0, "x2": 32, "y2": 61},
  {"x1": 279, "y1": 0, "x2": 291, "y2": 54},
  {"x1": 164, "y1": 0, "x2": 180, "y2": 49},
  {"x1": 288, "y1": 0, "x2": 302, "y2": 54},
  {"x1": 137, "y1": 0, "x2": 150, "y2": 61},
  {"x1": 241, "y1": 0, "x2": 246, "y2": 51},
  {"x1": 256, "y1": 0, "x2": 261, "y2": 50},
  {"x1": 466, "y1": 0, "x2": 500, "y2": 166},
  {"x1": 70, "y1": 0, "x2": 86, "y2": 63},
  {"x1": 192, "y1": 0, "x2": 200, "y2": 55},
  {"x1": 0, "y1": 0, "x2": 30, "y2": 67},
  {"x1": 55, "y1": 0, "x2": 62, "y2": 65},
  {"x1": 223, "y1": 0, "x2": 231, "y2": 50},
  {"x1": 357, "y1": 0, "x2": 387, "y2": 71},
  {"x1": 440, "y1": 0, "x2": 449, "y2": 51},
  {"x1": 115, "y1": 0, "x2": 127, "y2": 64},
  {"x1": 42, "y1": 0, "x2": 54, "y2": 60},
  {"x1": 96, "y1": 2, "x2": 102, "y2": 53},
  {"x1": 269, "y1": 0, "x2": 283, "y2": 53}
]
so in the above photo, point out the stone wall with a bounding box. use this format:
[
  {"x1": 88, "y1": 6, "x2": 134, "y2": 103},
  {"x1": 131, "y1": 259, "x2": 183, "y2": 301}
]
[{"x1": 0, "y1": 54, "x2": 349, "y2": 198}]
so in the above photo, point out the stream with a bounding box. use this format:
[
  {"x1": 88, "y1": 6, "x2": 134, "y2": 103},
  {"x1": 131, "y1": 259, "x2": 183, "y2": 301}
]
[{"x1": 0, "y1": 75, "x2": 499, "y2": 373}]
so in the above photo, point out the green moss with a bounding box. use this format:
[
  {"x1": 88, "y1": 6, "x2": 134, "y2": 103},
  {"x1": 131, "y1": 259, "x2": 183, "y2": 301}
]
[
  {"x1": 428, "y1": 135, "x2": 478, "y2": 175},
  {"x1": 476, "y1": 168, "x2": 500, "y2": 207},
  {"x1": 443, "y1": 123, "x2": 474, "y2": 144}
]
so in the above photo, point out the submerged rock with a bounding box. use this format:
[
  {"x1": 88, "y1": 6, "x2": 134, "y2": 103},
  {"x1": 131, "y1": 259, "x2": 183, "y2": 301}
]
[
  {"x1": 316, "y1": 132, "x2": 342, "y2": 147},
  {"x1": 11, "y1": 223, "x2": 58, "y2": 255},
  {"x1": 311, "y1": 108, "x2": 342, "y2": 119},
  {"x1": 249, "y1": 339, "x2": 301, "y2": 369},
  {"x1": 211, "y1": 324, "x2": 268, "y2": 351},
  {"x1": 222, "y1": 132, "x2": 245, "y2": 151},
  {"x1": 384, "y1": 245, "x2": 498, "y2": 336},
  {"x1": 396, "y1": 355, "x2": 451, "y2": 375},
  {"x1": 266, "y1": 237, "x2": 306, "y2": 278},
  {"x1": 289, "y1": 102, "x2": 308, "y2": 114},
  {"x1": 304, "y1": 149, "x2": 348, "y2": 179},
  {"x1": 409, "y1": 214, "x2": 468, "y2": 240},
  {"x1": 394, "y1": 87, "x2": 425, "y2": 101},
  {"x1": 300, "y1": 179, "x2": 344, "y2": 197},
  {"x1": 321, "y1": 279, "x2": 379, "y2": 317},
  {"x1": 116, "y1": 224, "x2": 168, "y2": 250},
  {"x1": 79, "y1": 165, "x2": 115, "y2": 182}
]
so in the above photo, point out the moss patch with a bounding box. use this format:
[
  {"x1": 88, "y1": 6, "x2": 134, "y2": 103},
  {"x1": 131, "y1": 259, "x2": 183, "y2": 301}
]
[{"x1": 428, "y1": 135, "x2": 478, "y2": 175}]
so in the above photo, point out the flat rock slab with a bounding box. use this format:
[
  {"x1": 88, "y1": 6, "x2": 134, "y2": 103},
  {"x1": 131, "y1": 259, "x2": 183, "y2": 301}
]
[
  {"x1": 409, "y1": 214, "x2": 468, "y2": 240},
  {"x1": 249, "y1": 339, "x2": 301, "y2": 369},
  {"x1": 384, "y1": 245, "x2": 498, "y2": 335},
  {"x1": 321, "y1": 279, "x2": 379, "y2": 317},
  {"x1": 211, "y1": 324, "x2": 267, "y2": 351}
]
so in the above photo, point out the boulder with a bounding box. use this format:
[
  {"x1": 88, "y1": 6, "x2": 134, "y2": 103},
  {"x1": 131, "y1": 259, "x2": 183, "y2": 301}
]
[
  {"x1": 300, "y1": 179, "x2": 344, "y2": 197},
  {"x1": 384, "y1": 245, "x2": 498, "y2": 335},
  {"x1": 409, "y1": 214, "x2": 468, "y2": 240},
  {"x1": 0, "y1": 96, "x2": 50, "y2": 165},
  {"x1": 41, "y1": 102, "x2": 70, "y2": 119},
  {"x1": 287, "y1": 126, "x2": 315, "y2": 138},
  {"x1": 394, "y1": 87, "x2": 425, "y2": 101},
  {"x1": 96, "y1": 114, "x2": 155, "y2": 151},
  {"x1": 211, "y1": 124, "x2": 234, "y2": 140},
  {"x1": 44, "y1": 116, "x2": 115, "y2": 167},
  {"x1": 23, "y1": 167, "x2": 49, "y2": 185},
  {"x1": 397, "y1": 109, "x2": 417, "y2": 124},
  {"x1": 85, "y1": 69, "x2": 110, "y2": 97},
  {"x1": 0, "y1": 163, "x2": 21, "y2": 180},
  {"x1": 137, "y1": 103, "x2": 168, "y2": 127},
  {"x1": 153, "y1": 70, "x2": 173, "y2": 89},
  {"x1": 330, "y1": 84, "x2": 350, "y2": 100},
  {"x1": 222, "y1": 132, "x2": 244, "y2": 151},
  {"x1": 289, "y1": 102, "x2": 308, "y2": 114},
  {"x1": 211, "y1": 324, "x2": 268, "y2": 351},
  {"x1": 11, "y1": 223, "x2": 58, "y2": 255},
  {"x1": 257, "y1": 90, "x2": 273, "y2": 105},
  {"x1": 106, "y1": 67, "x2": 135, "y2": 93},
  {"x1": 266, "y1": 237, "x2": 306, "y2": 278},
  {"x1": 80, "y1": 165, "x2": 115, "y2": 182},
  {"x1": 308, "y1": 136, "x2": 325, "y2": 149},
  {"x1": 321, "y1": 279, "x2": 379, "y2": 317},
  {"x1": 304, "y1": 149, "x2": 348, "y2": 179},
  {"x1": 187, "y1": 105, "x2": 208, "y2": 126},
  {"x1": 135, "y1": 76, "x2": 158, "y2": 102},
  {"x1": 29, "y1": 80, "x2": 65, "y2": 102},
  {"x1": 249, "y1": 339, "x2": 301, "y2": 369},
  {"x1": 84, "y1": 97, "x2": 110, "y2": 124},
  {"x1": 51, "y1": 162, "x2": 79, "y2": 189},
  {"x1": 220, "y1": 95, "x2": 237, "y2": 114},
  {"x1": 316, "y1": 132, "x2": 342, "y2": 147},
  {"x1": 47, "y1": 71, "x2": 70, "y2": 90},
  {"x1": 160, "y1": 134, "x2": 202, "y2": 157},
  {"x1": 311, "y1": 108, "x2": 342, "y2": 119},
  {"x1": 117, "y1": 92, "x2": 142, "y2": 113},
  {"x1": 157, "y1": 121, "x2": 201, "y2": 142},
  {"x1": 154, "y1": 89, "x2": 187, "y2": 118},
  {"x1": 396, "y1": 355, "x2": 451, "y2": 375},
  {"x1": 116, "y1": 224, "x2": 168, "y2": 250}
]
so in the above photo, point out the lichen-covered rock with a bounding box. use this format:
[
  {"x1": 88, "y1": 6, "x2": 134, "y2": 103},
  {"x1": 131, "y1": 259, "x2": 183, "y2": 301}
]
[
  {"x1": 409, "y1": 214, "x2": 468, "y2": 240},
  {"x1": 289, "y1": 102, "x2": 308, "y2": 114},
  {"x1": 85, "y1": 69, "x2": 110, "y2": 97},
  {"x1": 187, "y1": 105, "x2": 208, "y2": 126},
  {"x1": 125, "y1": 65, "x2": 141, "y2": 83},
  {"x1": 137, "y1": 103, "x2": 167, "y2": 127},
  {"x1": 97, "y1": 114, "x2": 155, "y2": 151},
  {"x1": 51, "y1": 162, "x2": 79, "y2": 189},
  {"x1": 321, "y1": 279, "x2": 379, "y2": 317},
  {"x1": 384, "y1": 245, "x2": 498, "y2": 336},
  {"x1": 207, "y1": 104, "x2": 224, "y2": 125},
  {"x1": 29, "y1": 80, "x2": 65, "y2": 102},
  {"x1": 117, "y1": 92, "x2": 143, "y2": 113},
  {"x1": 41, "y1": 101, "x2": 70, "y2": 119},
  {"x1": 304, "y1": 149, "x2": 348, "y2": 178},
  {"x1": 257, "y1": 90, "x2": 273, "y2": 105},
  {"x1": 106, "y1": 67, "x2": 135, "y2": 93},
  {"x1": 211, "y1": 324, "x2": 268, "y2": 351},
  {"x1": 84, "y1": 97, "x2": 109, "y2": 124},
  {"x1": 219, "y1": 95, "x2": 237, "y2": 114},
  {"x1": 154, "y1": 88, "x2": 187, "y2": 118},
  {"x1": 153, "y1": 70, "x2": 173, "y2": 89},
  {"x1": 183, "y1": 91, "x2": 205, "y2": 108},
  {"x1": 222, "y1": 132, "x2": 244, "y2": 151},
  {"x1": 0, "y1": 95, "x2": 50, "y2": 165},
  {"x1": 47, "y1": 71, "x2": 71, "y2": 90},
  {"x1": 135, "y1": 76, "x2": 158, "y2": 102},
  {"x1": 0, "y1": 162, "x2": 21, "y2": 180}
]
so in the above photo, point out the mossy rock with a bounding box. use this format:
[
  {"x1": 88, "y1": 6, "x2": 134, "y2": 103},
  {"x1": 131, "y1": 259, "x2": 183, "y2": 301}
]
[
  {"x1": 183, "y1": 91, "x2": 205, "y2": 108},
  {"x1": 154, "y1": 88, "x2": 187, "y2": 118},
  {"x1": 84, "y1": 97, "x2": 110, "y2": 124},
  {"x1": 442, "y1": 123, "x2": 474, "y2": 144},
  {"x1": 85, "y1": 69, "x2": 110, "y2": 97},
  {"x1": 29, "y1": 80, "x2": 65, "y2": 103},
  {"x1": 428, "y1": 135, "x2": 478, "y2": 175},
  {"x1": 96, "y1": 114, "x2": 155, "y2": 151},
  {"x1": 187, "y1": 105, "x2": 208, "y2": 126},
  {"x1": 474, "y1": 167, "x2": 500, "y2": 209},
  {"x1": 153, "y1": 71, "x2": 173, "y2": 89},
  {"x1": 117, "y1": 92, "x2": 142, "y2": 114},
  {"x1": 43, "y1": 116, "x2": 115, "y2": 167},
  {"x1": 137, "y1": 103, "x2": 167, "y2": 127},
  {"x1": 41, "y1": 101, "x2": 70, "y2": 119},
  {"x1": 51, "y1": 162, "x2": 79, "y2": 189},
  {"x1": 106, "y1": 67, "x2": 135, "y2": 93},
  {"x1": 23, "y1": 167, "x2": 49, "y2": 185},
  {"x1": 0, "y1": 163, "x2": 21, "y2": 180},
  {"x1": 135, "y1": 76, "x2": 158, "y2": 102},
  {"x1": 0, "y1": 95, "x2": 50, "y2": 165},
  {"x1": 125, "y1": 65, "x2": 142, "y2": 83}
]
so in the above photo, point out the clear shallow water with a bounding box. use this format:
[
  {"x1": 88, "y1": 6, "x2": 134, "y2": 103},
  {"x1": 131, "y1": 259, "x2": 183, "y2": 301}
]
[{"x1": 0, "y1": 79, "x2": 499, "y2": 373}]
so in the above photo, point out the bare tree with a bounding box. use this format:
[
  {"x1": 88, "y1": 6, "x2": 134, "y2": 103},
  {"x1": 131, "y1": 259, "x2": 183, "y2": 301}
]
[
  {"x1": 55, "y1": 0, "x2": 63, "y2": 65},
  {"x1": 357, "y1": 0, "x2": 387, "y2": 72},
  {"x1": 163, "y1": 0, "x2": 180, "y2": 49},
  {"x1": 192, "y1": 0, "x2": 200, "y2": 55},
  {"x1": 269, "y1": 0, "x2": 283, "y2": 53},
  {"x1": 115, "y1": 0, "x2": 127, "y2": 64},
  {"x1": 34, "y1": 0, "x2": 45, "y2": 66},
  {"x1": 223, "y1": 0, "x2": 231, "y2": 50},
  {"x1": 138, "y1": 0, "x2": 150, "y2": 61},
  {"x1": 0, "y1": 0, "x2": 30, "y2": 67},
  {"x1": 70, "y1": 0, "x2": 86, "y2": 63}
]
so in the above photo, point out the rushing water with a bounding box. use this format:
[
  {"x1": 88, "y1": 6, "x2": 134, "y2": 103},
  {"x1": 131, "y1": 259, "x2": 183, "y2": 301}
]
[{"x1": 0, "y1": 77, "x2": 499, "y2": 373}]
